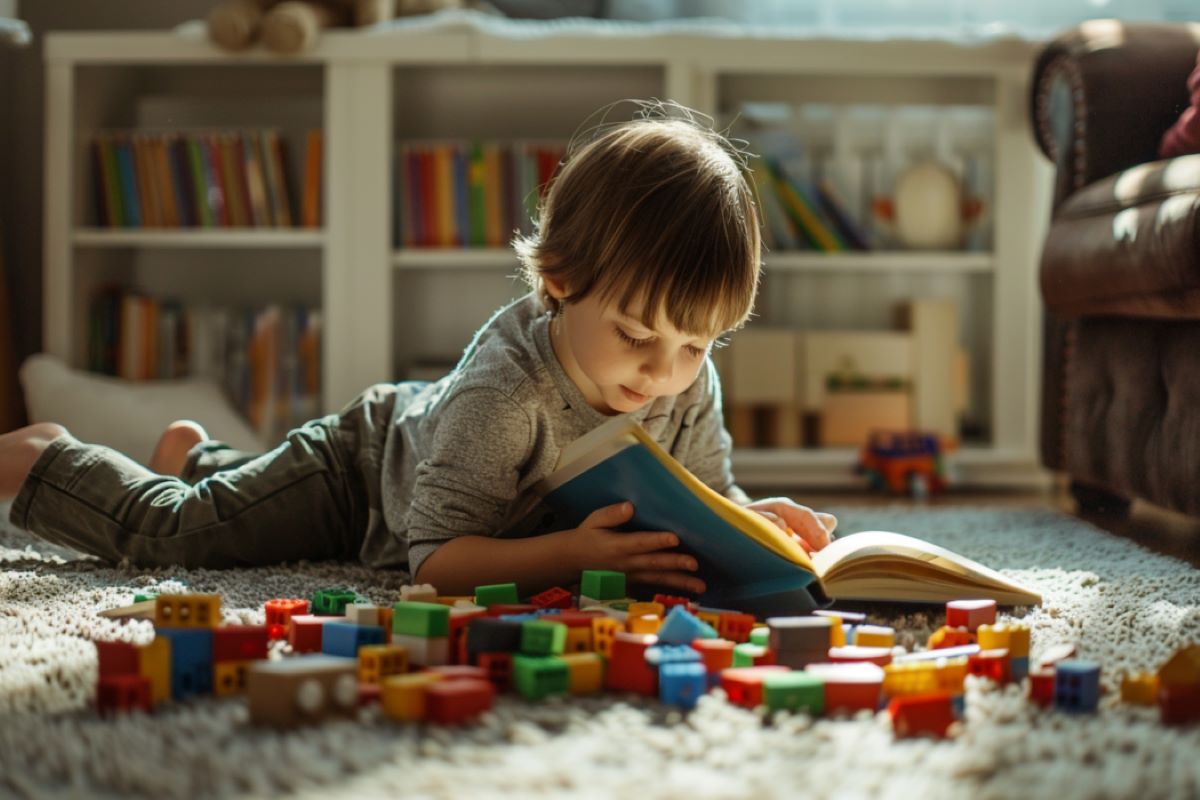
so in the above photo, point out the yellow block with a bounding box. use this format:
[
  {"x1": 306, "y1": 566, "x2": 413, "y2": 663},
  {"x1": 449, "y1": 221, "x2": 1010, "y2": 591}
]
[
  {"x1": 1121, "y1": 672, "x2": 1160, "y2": 706},
  {"x1": 560, "y1": 652, "x2": 605, "y2": 695},
  {"x1": 627, "y1": 602, "x2": 665, "y2": 619},
  {"x1": 379, "y1": 607, "x2": 394, "y2": 644},
  {"x1": 137, "y1": 636, "x2": 171, "y2": 707},
  {"x1": 933, "y1": 657, "x2": 969, "y2": 694},
  {"x1": 564, "y1": 626, "x2": 592, "y2": 654},
  {"x1": 855, "y1": 625, "x2": 895, "y2": 648},
  {"x1": 697, "y1": 611, "x2": 722, "y2": 630},
  {"x1": 976, "y1": 624, "x2": 1009, "y2": 652},
  {"x1": 154, "y1": 594, "x2": 221, "y2": 628},
  {"x1": 821, "y1": 615, "x2": 846, "y2": 648},
  {"x1": 381, "y1": 673, "x2": 444, "y2": 722},
  {"x1": 1005, "y1": 624, "x2": 1030, "y2": 658},
  {"x1": 591, "y1": 618, "x2": 620, "y2": 658},
  {"x1": 882, "y1": 662, "x2": 938, "y2": 699},
  {"x1": 628, "y1": 614, "x2": 661, "y2": 635},
  {"x1": 213, "y1": 661, "x2": 249, "y2": 696},
  {"x1": 359, "y1": 644, "x2": 410, "y2": 684}
]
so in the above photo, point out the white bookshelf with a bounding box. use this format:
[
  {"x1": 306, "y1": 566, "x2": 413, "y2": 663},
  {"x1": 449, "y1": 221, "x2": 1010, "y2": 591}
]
[{"x1": 44, "y1": 25, "x2": 1052, "y2": 489}]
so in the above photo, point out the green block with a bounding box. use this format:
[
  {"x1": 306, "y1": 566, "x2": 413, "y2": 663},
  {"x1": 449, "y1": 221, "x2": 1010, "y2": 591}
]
[
  {"x1": 763, "y1": 671, "x2": 824, "y2": 715},
  {"x1": 474, "y1": 583, "x2": 520, "y2": 607},
  {"x1": 749, "y1": 627, "x2": 770, "y2": 647},
  {"x1": 521, "y1": 620, "x2": 567, "y2": 655},
  {"x1": 512, "y1": 654, "x2": 569, "y2": 700},
  {"x1": 733, "y1": 642, "x2": 767, "y2": 668},
  {"x1": 392, "y1": 601, "x2": 450, "y2": 637},
  {"x1": 580, "y1": 570, "x2": 626, "y2": 601},
  {"x1": 312, "y1": 588, "x2": 358, "y2": 616},
  {"x1": 133, "y1": 592, "x2": 157, "y2": 603},
  {"x1": 608, "y1": 601, "x2": 631, "y2": 612}
]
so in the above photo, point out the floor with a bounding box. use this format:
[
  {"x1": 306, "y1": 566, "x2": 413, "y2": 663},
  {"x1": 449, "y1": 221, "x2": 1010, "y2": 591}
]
[{"x1": 782, "y1": 479, "x2": 1200, "y2": 569}]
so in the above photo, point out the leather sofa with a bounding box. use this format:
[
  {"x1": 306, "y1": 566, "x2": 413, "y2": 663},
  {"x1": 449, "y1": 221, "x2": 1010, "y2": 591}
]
[{"x1": 1031, "y1": 20, "x2": 1200, "y2": 516}]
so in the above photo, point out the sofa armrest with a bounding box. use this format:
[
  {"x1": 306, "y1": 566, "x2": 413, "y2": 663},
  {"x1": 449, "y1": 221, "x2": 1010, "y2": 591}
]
[{"x1": 1031, "y1": 21, "x2": 1200, "y2": 207}]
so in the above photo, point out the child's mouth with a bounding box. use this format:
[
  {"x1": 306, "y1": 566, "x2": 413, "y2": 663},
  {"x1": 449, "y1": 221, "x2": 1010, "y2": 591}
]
[{"x1": 621, "y1": 385, "x2": 648, "y2": 402}]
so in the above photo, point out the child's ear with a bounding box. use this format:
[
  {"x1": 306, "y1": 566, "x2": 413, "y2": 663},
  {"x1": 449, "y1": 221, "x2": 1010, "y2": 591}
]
[{"x1": 542, "y1": 272, "x2": 569, "y2": 301}]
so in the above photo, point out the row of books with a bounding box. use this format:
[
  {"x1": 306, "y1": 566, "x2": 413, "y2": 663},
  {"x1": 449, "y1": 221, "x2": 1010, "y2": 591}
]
[
  {"x1": 751, "y1": 157, "x2": 873, "y2": 253},
  {"x1": 394, "y1": 141, "x2": 566, "y2": 248},
  {"x1": 88, "y1": 288, "x2": 321, "y2": 442},
  {"x1": 90, "y1": 129, "x2": 323, "y2": 229}
]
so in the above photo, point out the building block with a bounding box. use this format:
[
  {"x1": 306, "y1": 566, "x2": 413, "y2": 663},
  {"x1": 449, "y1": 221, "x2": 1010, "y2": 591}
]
[
  {"x1": 425, "y1": 664, "x2": 490, "y2": 682},
  {"x1": 156, "y1": 627, "x2": 213, "y2": 699},
  {"x1": 591, "y1": 617, "x2": 621, "y2": 659},
  {"x1": 399, "y1": 584, "x2": 438, "y2": 603},
  {"x1": 424, "y1": 678, "x2": 495, "y2": 725},
  {"x1": 322, "y1": 621, "x2": 386, "y2": 659},
  {"x1": 893, "y1": 644, "x2": 980, "y2": 664},
  {"x1": 559, "y1": 652, "x2": 605, "y2": 695},
  {"x1": 1159, "y1": 682, "x2": 1200, "y2": 726},
  {"x1": 883, "y1": 661, "x2": 939, "y2": 699},
  {"x1": 1157, "y1": 644, "x2": 1200, "y2": 687},
  {"x1": 627, "y1": 602, "x2": 665, "y2": 619},
  {"x1": 96, "y1": 674, "x2": 153, "y2": 715},
  {"x1": 512, "y1": 654, "x2": 569, "y2": 700},
  {"x1": 656, "y1": 606, "x2": 716, "y2": 645},
  {"x1": 465, "y1": 618, "x2": 523, "y2": 662},
  {"x1": 520, "y1": 620, "x2": 567, "y2": 656},
  {"x1": 476, "y1": 652, "x2": 514, "y2": 692},
  {"x1": 691, "y1": 638, "x2": 736, "y2": 684},
  {"x1": 474, "y1": 583, "x2": 521, "y2": 608},
  {"x1": 358, "y1": 644, "x2": 409, "y2": 684},
  {"x1": 137, "y1": 636, "x2": 171, "y2": 707},
  {"x1": 1028, "y1": 667, "x2": 1056, "y2": 707},
  {"x1": 358, "y1": 683, "x2": 382, "y2": 706},
  {"x1": 246, "y1": 655, "x2": 359, "y2": 728},
  {"x1": 967, "y1": 648, "x2": 1011, "y2": 684},
  {"x1": 719, "y1": 666, "x2": 790, "y2": 709},
  {"x1": 154, "y1": 594, "x2": 221, "y2": 628},
  {"x1": 645, "y1": 644, "x2": 703, "y2": 667},
  {"x1": 652, "y1": 594, "x2": 692, "y2": 612},
  {"x1": 829, "y1": 645, "x2": 893, "y2": 668},
  {"x1": 94, "y1": 640, "x2": 139, "y2": 678},
  {"x1": 580, "y1": 570, "x2": 626, "y2": 601},
  {"x1": 213, "y1": 661, "x2": 250, "y2": 696},
  {"x1": 487, "y1": 603, "x2": 539, "y2": 618},
  {"x1": 345, "y1": 603, "x2": 380, "y2": 626},
  {"x1": 889, "y1": 692, "x2": 956, "y2": 738},
  {"x1": 1120, "y1": 671, "x2": 1159, "y2": 706},
  {"x1": 733, "y1": 643, "x2": 775, "y2": 668},
  {"x1": 264, "y1": 598, "x2": 310, "y2": 640},
  {"x1": 927, "y1": 625, "x2": 973, "y2": 650},
  {"x1": 748, "y1": 626, "x2": 770, "y2": 647},
  {"x1": 288, "y1": 615, "x2": 327, "y2": 654},
  {"x1": 1010, "y1": 657, "x2": 1029, "y2": 683},
  {"x1": 716, "y1": 612, "x2": 755, "y2": 644},
  {"x1": 529, "y1": 586, "x2": 573, "y2": 610},
  {"x1": 854, "y1": 625, "x2": 895, "y2": 648},
  {"x1": 763, "y1": 671, "x2": 824, "y2": 715},
  {"x1": 392, "y1": 633, "x2": 450, "y2": 667},
  {"x1": 212, "y1": 625, "x2": 269, "y2": 662},
  {"x1": 660, "y1": 662, "x2": 708, "y2": 709},
  {"x1": 604, "y1": 633, "x2": 658, "y2": 696},
  {"x1": 945, "y1": 599, "x2": 996, "y2": 632},
  {"x1": 767, "y1": 615, "x2": 834, "y2": 653},
  {"x1": 448, "y1": 607, "x2": 485, "y2": 665},
  {"x1": 804, "y1": 662, "x2": 884, "y2": 715},
  {"x1": 1054, "y1": 660, "x2": 1101, "y2": 713},
  {"x1": 628, "y1": 614, "x2": 661, "y2": 635},
  {"x1": 392, "y1": 601, "x2": 450, "y2": 638},
  {"x1": 380, "y1": 672, "x2": 444, "y2": 722},
  {"x1": 312, "y1": 589, "x2": 359, "y2": 616}
]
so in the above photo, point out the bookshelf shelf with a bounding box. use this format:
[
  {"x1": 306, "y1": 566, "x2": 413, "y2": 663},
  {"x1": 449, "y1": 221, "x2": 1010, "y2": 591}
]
[
  {"x1": 73, "y1": 228, "x2": 326, "y2": 248},
  {"x1": 392, "y1": 248, "x2": 515, "y2": 270}
]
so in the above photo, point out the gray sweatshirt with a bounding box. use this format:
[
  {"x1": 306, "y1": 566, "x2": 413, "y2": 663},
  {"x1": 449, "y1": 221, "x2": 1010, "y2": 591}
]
[{"x1": 368, "y1": 292, "x2": 746, "y2": 578}]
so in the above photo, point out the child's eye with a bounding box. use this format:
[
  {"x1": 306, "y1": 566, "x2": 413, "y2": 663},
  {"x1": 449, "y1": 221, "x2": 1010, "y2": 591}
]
[
  {"x1": 616, "y1": 327, "x2": 652, "y2": 348},
  {"x1": 684, "y1": 344, "x2": 707, "y2": 359}
]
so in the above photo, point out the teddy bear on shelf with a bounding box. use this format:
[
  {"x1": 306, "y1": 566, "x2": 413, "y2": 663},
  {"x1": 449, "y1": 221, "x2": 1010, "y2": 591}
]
[{"x1": 208, "y1": 0, "x2": 464, "y2": 56}]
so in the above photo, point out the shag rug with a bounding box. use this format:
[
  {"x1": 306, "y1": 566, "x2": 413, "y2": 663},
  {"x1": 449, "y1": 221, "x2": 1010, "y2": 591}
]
[{"x1": 1, "y1": 503, "x2": 1198, "y2": 800}]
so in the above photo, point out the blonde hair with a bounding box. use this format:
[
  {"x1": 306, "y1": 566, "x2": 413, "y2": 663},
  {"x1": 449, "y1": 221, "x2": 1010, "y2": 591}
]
[{"x1": 514, "y1": 101, "x2": 761, "y2": 338}]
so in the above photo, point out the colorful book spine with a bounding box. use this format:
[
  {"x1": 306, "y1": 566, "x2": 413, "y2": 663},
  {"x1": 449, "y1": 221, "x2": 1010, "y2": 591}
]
[
  {"x1": 114, "y1": 138, "x2": 141, "y2": 228},
  {"x1": 767, "y1": 159, "x2": 845, "y2": 252}
]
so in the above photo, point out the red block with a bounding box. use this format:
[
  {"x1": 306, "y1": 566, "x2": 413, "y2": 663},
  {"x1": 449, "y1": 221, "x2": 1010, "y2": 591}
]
[
  {"x1": 288, "y1": 614, "x2": 327, "y2": 653},
  {"x1": 554, "y1": 610, "x2": 605, "y2": 627},
  {"x1": 828, "y1": 645, "x2": 893, "y2": 667},
  {"x1": 889, "y1": 693, "x2": 956, "y2": 738},
  {"x1": 653, "y1": 594, "x2": 692, "y2": 613},
  {"x1": 477, "y1": 652, "x2": 513, "y2": 692},
  {"x1": 358, "y1": 682, "x2": 382, "y2": 706},
  {"x1": 968, "y1": 648, "x2": 1011, "y2": 684},
  {"x1": 1028, "y1": 667, "x2": 1056, "y2": 707},
  {"x1": 806, "y1": 663, "x2": 884, "y2": 715},
  {"x1": 691, "y1": 639, "x2": 735, "y2": 673},
  {"x1": 719, "y1": 666, "x2": 790, "y2": 708},
  {"x1": 946, "y1": 599, "x2": 996, "y2": 632},
  {"x1": 717, "y1": 612, "x2": 756, "y2": 644},
  {"x1": 213, "y1": 625, "x2": 269, "y2": 662},
  {"x1": 425, "y1": 665, "x2": 490, "y2": 682},
  {"x1": 425, "y1": 678, "x2": 496, "y2": 724},
  {"x1": 529, "y1": 587, "x2": 573, "y2": 610},
  {"x1": 1159, "y1": 683, "x2": 1200, "y2": 726},
  {"x1": 928, "y1": 626, "x2": 974, "y2": 649},
  {"x1": 604, "y1": 634, "x2": 658, "y2": 696},
  {"x1": 449, "y1": 609, "x2": 486, "y2": 665},
  {"x1": 96, "y1": 674, "x2": 152, "y2": 715},
  {"x1": 94, "y1": 641, "x2": 139, "y2": 678},
  {"x1": 264, "y1": 598, "x2": 310, "y2": 641},
  {"x1": 486, "y1": 604, "x2": 538, "y2": 618}
]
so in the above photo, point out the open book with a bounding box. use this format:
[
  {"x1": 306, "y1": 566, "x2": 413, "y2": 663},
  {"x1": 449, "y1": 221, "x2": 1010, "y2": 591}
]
[{"x1": 533, "y1": 416, "x2": 1041, "y2": 616}]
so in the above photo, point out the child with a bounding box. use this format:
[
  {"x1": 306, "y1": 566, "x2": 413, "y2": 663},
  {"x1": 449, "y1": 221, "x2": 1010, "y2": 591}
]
[{"x1": 0, "y1": 101, "x2": 835, "y2": 597}]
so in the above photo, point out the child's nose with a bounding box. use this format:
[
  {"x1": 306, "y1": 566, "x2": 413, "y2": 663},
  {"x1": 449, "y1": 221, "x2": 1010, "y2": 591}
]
[{"x1": 640, "y1": 350, "x2": 674, "y2": 383}]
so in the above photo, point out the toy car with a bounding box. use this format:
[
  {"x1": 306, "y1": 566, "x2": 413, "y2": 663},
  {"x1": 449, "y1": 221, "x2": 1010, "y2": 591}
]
[{"x1": 857, "y1": 430, "x2": 954, "y2": 498}]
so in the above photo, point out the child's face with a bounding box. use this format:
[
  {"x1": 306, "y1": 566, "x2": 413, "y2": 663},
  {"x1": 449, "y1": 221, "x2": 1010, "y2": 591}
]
[{"x1": 549, "y1": 288, "x2": 716, "y2": 415}]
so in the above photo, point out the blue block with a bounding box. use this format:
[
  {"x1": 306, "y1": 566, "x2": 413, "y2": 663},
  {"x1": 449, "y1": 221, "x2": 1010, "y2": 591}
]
[
  {"x1": 951, "y1": 694, "x2": 966, "y2": 718},
  {"x1": 659, "y1": 662, "x2": 708, "y2": 709},
  {"x1": 645, "y1": 644, "x2": 702, "y2": 666},
  {"x1": 656, "y1": 606, "x2": 717, "y2": 644},
  {"x1": 157, "y1": 628, "x2": 213, "y2": 699},
  {"x1": 1010, "y1": 656, "x2": 1029, "y2": 683},
  {"x1": 1054, "y1": 660, "x2": 1101, "y2": 713},
  {"x1": 321, "y1": 621, "x2": 385, "y2": 658}
]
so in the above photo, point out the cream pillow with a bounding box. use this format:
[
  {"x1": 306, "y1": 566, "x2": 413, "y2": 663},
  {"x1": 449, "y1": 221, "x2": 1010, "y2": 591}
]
[{"x1": 19, "y1": 354, "x2": 267, "y2": 465}]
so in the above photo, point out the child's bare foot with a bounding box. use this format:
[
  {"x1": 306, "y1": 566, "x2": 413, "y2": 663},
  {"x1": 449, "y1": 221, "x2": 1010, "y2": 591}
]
[
  {"x1": 0, "y1": 422, "x2": 67, "y2": 499},
  {"x1": 148, "y1": 420, "x2": 208, "y2": 476}
]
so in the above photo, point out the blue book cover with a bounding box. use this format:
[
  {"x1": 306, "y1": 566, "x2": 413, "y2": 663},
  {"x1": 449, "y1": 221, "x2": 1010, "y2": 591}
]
[{"x1": 114, "y1": 138, "x2": 142, "y2": 228}]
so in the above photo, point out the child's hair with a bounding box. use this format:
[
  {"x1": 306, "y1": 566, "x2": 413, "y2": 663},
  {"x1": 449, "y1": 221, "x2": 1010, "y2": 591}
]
[{"x1": 514, "y1": 100, "x2": 761, "y2": 338}]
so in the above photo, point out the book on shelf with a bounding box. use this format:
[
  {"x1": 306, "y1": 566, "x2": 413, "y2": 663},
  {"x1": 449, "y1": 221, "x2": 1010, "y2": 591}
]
[
  {"x1": 302, "y1": 129, "x2": 323, "y2": 228},
  {"x1": 90, "y1": 129, "x2": 306, "y2": 230},
  {"x1": 505, "y1": 415, "x2": 1041, "y2": 616},
  {"x1": 394, "y1": 139, "x2": 565, "y2": 249}
]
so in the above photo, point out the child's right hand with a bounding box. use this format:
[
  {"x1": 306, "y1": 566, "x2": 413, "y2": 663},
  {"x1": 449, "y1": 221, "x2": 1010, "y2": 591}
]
[{"x1": 566, "y1": 501, "x2": 705, "y2": 595}]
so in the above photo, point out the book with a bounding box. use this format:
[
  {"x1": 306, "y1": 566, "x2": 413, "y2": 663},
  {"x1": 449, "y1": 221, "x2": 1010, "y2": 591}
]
[{"x1": 526, "y1": 415, "x2": 1041, "y2": 616}]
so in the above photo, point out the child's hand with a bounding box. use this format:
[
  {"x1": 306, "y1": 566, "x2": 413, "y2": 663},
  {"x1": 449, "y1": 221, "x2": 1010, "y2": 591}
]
[
  {"x1": 565, "y1": 501, "x2": 705, "y2": 595},
  {"x1": 744, "y1": 497, "x2": 837, "y2": 552}
]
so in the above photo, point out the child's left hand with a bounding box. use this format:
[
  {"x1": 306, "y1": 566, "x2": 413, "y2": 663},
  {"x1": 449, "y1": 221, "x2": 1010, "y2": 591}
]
[{"x1": 744, "y1": 497, "x2": 837, "y2": 553}]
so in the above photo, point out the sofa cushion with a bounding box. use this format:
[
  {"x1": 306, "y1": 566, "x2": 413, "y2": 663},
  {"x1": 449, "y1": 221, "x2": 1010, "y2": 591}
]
[
  {"x1": 1040, "y1": 154, "x2": 1200, "y2": 318},
  {"x1": 1160, "y1": 49, "x2": 1200, "y2": 157}
]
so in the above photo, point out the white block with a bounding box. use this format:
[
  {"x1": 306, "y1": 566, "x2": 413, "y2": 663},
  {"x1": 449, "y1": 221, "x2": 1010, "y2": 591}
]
[{"x1": 391, "y1": 633, "x2": 450, "y2": 666}]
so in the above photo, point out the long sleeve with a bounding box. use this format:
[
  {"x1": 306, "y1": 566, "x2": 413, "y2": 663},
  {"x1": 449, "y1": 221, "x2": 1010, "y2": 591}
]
[{"x1": 674, "y1": 357, "x2": 749, "y2": 504}]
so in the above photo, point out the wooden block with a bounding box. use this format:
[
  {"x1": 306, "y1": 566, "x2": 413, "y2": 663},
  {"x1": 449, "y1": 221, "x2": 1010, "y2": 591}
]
[
  {"x1": 137, "y1": 637, "x2": 171, "y2": 707},
  {"x1": 154, "y1": 594, "x2": 221, "y2": 629},
  {"x1": 820, "y1": 391, "x2": 911, "y2": 446},
  {"x1": 801, "y1": 331, "x2": 912, "y2": 412},
  {"x1": 726, "y1": 328, "x2": 798, "y2": 404},
  {"x1": 246, "y1": 655, "x2": 359, "y2": 728},
  {"x1": 909, "y1": 298, "x2": 959, "y2": 440}
]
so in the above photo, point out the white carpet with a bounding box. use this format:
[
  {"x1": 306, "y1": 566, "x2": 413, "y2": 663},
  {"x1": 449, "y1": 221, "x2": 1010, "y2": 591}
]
[{"x1": 1, "y1": 503, "x2": 1198, "y2": 800}]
